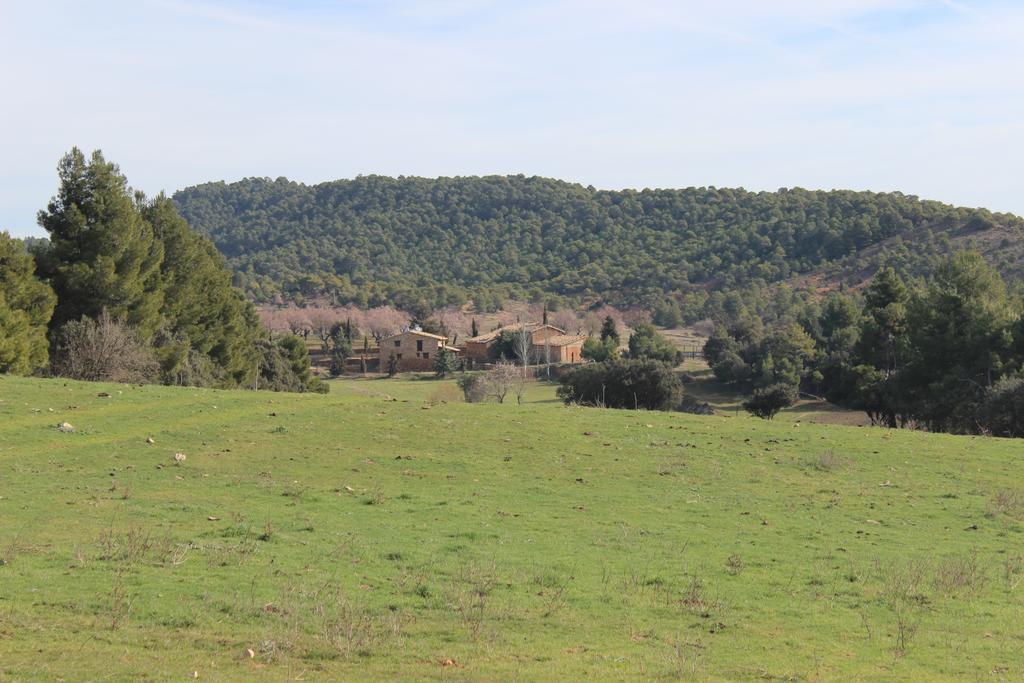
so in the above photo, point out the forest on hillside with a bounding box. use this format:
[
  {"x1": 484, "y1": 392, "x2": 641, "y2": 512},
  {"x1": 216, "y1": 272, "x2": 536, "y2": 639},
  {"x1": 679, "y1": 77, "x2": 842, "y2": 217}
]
[{"x1": 172, "y1": 175, "x2": 1023, "y2": 312}]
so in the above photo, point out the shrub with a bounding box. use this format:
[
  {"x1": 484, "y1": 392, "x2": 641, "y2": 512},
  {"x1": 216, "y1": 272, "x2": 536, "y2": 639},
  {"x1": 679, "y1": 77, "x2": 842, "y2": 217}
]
[
  {"x1": 457, "y1": 363, "x2": 528, "y2": 404},
  {"x1": 743, "y1": 383, "x2": 797, "y2": 420},
  {"x1": 982, "y1": 376, "x2": 1024, "y2": 437},
  {"x1": 712, "y1": 351, "x2": 751, "y2": 384},
  {"x1": 557, "y1": 359, "x2": 682, "y2": 410},
  {"x1": 627, "y1": 322, "x2": 682, "y2": 364},
  {"x1": 581, "y1": 336, "x2": 617, "y2": 362},
  {"x1": 457, "y1": 374, "x2": 488, "y2": 403},
  {"x1": 52, "y1": 311, "x2": 157, "y2": 383}
]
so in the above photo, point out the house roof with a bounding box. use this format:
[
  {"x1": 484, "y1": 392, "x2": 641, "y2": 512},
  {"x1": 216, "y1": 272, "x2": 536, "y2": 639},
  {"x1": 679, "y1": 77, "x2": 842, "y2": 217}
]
[
  {"x1": 382, "y1": 330, "x2": 449, "y2": 342},
  {"x1": 537, "y1": 334, "x2": 587, "y2": 347},
  {"x1": 464, "y1": 322, "x2": 565, "y2": 344}
]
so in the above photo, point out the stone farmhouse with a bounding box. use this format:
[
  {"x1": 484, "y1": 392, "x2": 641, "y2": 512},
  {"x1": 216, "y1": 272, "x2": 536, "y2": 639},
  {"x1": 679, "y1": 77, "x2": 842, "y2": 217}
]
[
  {"x1": 378, "y1": 330, "x2": 461, "y2": 372},
  {"x1": 462, "y1": 323, "x2": 586, "y2": 365}
]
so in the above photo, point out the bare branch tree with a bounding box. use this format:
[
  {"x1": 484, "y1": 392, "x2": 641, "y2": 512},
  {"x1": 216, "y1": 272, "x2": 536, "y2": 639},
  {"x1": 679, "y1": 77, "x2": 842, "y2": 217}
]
[
  {"x1": 52, "y1": 311, "x2": 157, "y2": 383},
  {"x1": 513, "y1": 324, "x2": 532, "y2": 373}
]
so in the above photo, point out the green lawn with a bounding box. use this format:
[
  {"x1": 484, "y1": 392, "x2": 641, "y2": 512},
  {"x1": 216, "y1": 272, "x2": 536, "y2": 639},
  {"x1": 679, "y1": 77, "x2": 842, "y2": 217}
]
[{"x1": 1, "y1": 374, "x2": 1022, "y2": 680}]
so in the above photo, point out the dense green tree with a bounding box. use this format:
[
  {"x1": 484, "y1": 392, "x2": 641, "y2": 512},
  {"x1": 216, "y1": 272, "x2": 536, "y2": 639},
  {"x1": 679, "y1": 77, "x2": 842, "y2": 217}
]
[
  {"x1": 36, "y1": 149, "x2": 164, "y2": 338},
  {"x1": 599, "y1": 316, "x2": 620, "y2": 345},
  {"x1": 581, "y1": 335, "x2": 618, "y2": 362},
  {"x1": 142, "y1": 195, "x2": 260, "y2": 386},
  {"x1": 983, "y1": 376, "x2": 1024, "y2": 437},
  {"x1": 855, "y1": 268, "x2": 909, "y2": 375},
  {"x1": 0, "y1": 232, "x2": 57, "y2": 374},
  {"x1": 627, "y1": 322, "x2": 681, "y2": 364},
  {"x1": 743, "y1": 383, "x2": 798, "y2": 420},
  {"x1": 902, "y1": 251, "x2": 1016, "y2": 432},
  {"x1": 433, "y1": 345, "x2": 456, "y2": 377},
  {"x1": 258, "y1": 334, "x2": 326, "y2": 393},
  {"x1": 652, "y1": 300, "x2": 683, "y2": 328},
  {"x1": 558, "y1": 359, "x2": 683, "y2": 410}
]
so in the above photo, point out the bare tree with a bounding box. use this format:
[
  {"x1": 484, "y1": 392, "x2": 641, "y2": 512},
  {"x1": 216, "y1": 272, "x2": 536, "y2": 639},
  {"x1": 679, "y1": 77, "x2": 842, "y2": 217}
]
[
  {"x1": 363, "y1": 306, "x2": 407, "y2": 342},
  {"x1": 513, "y1": 324, "x2": 532, "y2": 372},
  {"x1": 551, "y1": 309, "x2": 581, "y2": 334},
  {"x1": 543, "y1": 337, "x2": 552, "y2": 381},
  {"x1": 486, "y1": 362, "x2": 522, "y2": 403},
  {"x1": 52, "y1": 311, "x2": 157, "y2": 383},
  {"x1": 307, "y1": 308, "x2": 340, "y2": 353}
]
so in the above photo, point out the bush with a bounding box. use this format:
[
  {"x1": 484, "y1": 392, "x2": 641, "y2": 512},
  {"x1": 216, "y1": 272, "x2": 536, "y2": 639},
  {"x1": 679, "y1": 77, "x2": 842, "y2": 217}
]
[
  {"x1": 581, "y1": 336, "x2": 617, "y2": 362},
  {"x1": 627, "y1": 322, "x2": 682, "y2": 364},
  {"x1": 743, "y1": 383, "x2": 797, "y2": 420},
  {"x1": 557, "y1": 359, "x2": 682, "y2": 410},
  {"x1": 457, "y1": 363, "x2": 527, "y2": 404},
  {"x1": 983, "y1": 376, "x2": 1024, "y2": 437},
  {"x1": 256, "y1": 334, "x2": 327, "y2": 393},
  {"x1": 712, "y1": 351, "x2": 751, "y2": 384},
  {"x1": 677, "y1": 396, "x2": 714, "y2": 415},
  {"x1": 52, "y1": 312, "x2": 158, "y2": 383},
  {"x1": 457, "y1": 374, "x2": 488, "y2": 403}
]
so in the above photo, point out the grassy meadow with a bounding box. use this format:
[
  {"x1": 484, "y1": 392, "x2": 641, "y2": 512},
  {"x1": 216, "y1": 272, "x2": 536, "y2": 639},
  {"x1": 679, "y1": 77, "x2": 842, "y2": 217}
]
[{"x1": 1, "y1": 373, "x2": 1023, "y2": 680}]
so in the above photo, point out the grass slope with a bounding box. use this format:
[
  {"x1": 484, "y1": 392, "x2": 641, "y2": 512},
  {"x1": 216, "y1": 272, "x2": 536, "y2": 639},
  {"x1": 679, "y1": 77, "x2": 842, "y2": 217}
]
[{"x1": 1, "y1": 375, "x2": 1022, "y2": 680}]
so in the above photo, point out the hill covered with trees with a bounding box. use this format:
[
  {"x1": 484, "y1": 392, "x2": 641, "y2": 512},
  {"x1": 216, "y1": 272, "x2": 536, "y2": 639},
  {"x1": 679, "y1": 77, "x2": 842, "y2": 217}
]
[{"x1": 172, "y1": 175, "x2": 1024, "y2": 311}]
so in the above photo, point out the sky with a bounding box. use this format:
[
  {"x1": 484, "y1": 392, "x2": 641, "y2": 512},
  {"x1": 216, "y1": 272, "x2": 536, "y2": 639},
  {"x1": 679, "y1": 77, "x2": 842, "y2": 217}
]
[{"x1": 1, "y1": 0, "x2": 1022, "y2": 237}]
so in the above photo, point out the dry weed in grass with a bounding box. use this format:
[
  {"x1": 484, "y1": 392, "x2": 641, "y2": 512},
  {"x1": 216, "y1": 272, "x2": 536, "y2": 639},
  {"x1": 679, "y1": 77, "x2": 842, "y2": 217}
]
[
  {"x1": 803, "y1": 450, "x2": 844, "y2": 472},
  {"x1": 932, "y1": 553, "x2": 987, "y2": 595},
  {"x1": 989, "y1": 489, "x2": 1024, "y2": 519},
  {"x1": 427, "y1": 384, "x2": 462, "y2": 405}
]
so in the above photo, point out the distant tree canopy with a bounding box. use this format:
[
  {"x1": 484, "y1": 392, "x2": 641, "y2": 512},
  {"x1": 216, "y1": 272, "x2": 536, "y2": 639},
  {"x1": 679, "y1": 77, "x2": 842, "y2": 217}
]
[
  {"x1": 705, "y1": 252, "x2": 1024, "y2": 436},
  {"x1": 172, "y1": 175, "x2": 1023, "y2": 311}
]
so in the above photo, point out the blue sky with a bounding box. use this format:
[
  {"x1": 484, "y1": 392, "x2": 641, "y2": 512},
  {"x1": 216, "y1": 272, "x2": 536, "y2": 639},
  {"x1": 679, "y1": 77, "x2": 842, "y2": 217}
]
[{"x1": 1, "y1": 0, "x2": 1022, "y2": 237}]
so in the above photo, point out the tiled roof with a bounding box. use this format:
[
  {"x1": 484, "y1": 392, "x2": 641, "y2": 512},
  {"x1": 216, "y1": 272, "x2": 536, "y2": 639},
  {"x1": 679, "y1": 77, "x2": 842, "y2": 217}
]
[
  {"x1": 382, "y1": 330, "x2": 449, "y2": 342},
  {"x1": 464, "y1": 323, "x2": 565, "y2": 344},
  {"x1": 537, "y1": 334, "x2": 587, "y2": 347}
]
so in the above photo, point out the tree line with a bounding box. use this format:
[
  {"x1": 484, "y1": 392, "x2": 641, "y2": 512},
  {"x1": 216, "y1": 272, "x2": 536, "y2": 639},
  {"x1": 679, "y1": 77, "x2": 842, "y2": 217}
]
[
  {"x1": 171, "y1": 174, "x2": 1022, "y2": 313},
  {"x1": 703, "y1": 252, "x2": 1024, "y2": 436},
  {"x1": 0, "y1": 149, "x2": 321, "y2": 392}
]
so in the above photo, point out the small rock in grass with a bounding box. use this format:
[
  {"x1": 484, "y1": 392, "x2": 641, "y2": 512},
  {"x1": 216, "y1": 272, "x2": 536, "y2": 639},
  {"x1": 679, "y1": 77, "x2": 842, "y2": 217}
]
[
  {"x1": 97, "y1": 392, "x2": 110, "y2": 398},
  {"x1": 244, "y1": 648, "x2": 255, "y2": 659},
  {"x1": 146, "y1": 437, "x2": 155, "y2": 444},
  {"x1": 57, "y1": 422, "x2": 74, "y2": 433},
  {"x1": 173, "y1": 452, "x2": 187, "y2": 463}
]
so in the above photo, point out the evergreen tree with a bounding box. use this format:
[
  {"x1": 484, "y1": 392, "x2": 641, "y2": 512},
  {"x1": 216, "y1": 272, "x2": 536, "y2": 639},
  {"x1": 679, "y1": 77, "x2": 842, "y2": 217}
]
[
  {"x1": 36, "y1": 148, "x2": 164, "y2": 338},
  {"x1": 903, "y1": 251, "x2": 1015, "y2": 432},
  {"x1": 627, "y1": 322, "x2": 681, "y2": 363},
  {"x1": 855, "y1": 268, "x2": 909, "y2": 375},
  {"x1": 0, "y1": 232, "x2": 56, "y2": 374},
  {"x1": 142, "y1": 195, "x2": 260, "y2": 386},
  {"x1": 471, "y1": 318, "x2": 479, "y2": 338},
  {"x1": 433, "y1": 345, "x2": 456, "y2": 377},
  {"x1": 599, "y1": 316, "x2": 620, "y2": 345}
]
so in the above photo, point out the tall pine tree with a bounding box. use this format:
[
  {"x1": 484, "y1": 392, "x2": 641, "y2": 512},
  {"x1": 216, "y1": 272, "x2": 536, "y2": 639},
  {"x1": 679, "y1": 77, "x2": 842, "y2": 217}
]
[
  {"x1": 142, "y1": 194, "x2": 260, "y2": 385},
  {"x1": 36, "y1": 149, "x2": 164, "y2": 338},
  {"x1": 0, "y1": 232, "x2": 56, "y2": 374}
]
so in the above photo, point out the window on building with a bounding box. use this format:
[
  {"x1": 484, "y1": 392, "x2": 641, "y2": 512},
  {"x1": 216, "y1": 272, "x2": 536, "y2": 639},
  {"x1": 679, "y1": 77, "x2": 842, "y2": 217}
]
[
  {"x1": 416, "y1": 340, "x2": 423, "y2": 351},
  {"x1": 394, "y1": 340, "x2": 401, "y2": 347},
  {"x1": 423, "y1": 352, "x2": 429, "y2": 359},
  {"x1": 396, "y1": 353, "x2": 402, "y2": 360}
]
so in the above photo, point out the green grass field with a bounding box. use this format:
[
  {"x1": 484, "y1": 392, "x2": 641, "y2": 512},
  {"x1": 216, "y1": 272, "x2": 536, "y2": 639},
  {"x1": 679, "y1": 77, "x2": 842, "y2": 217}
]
[{"x1": 1, "y1": 374, "x2": 1023, "y2": 680}]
